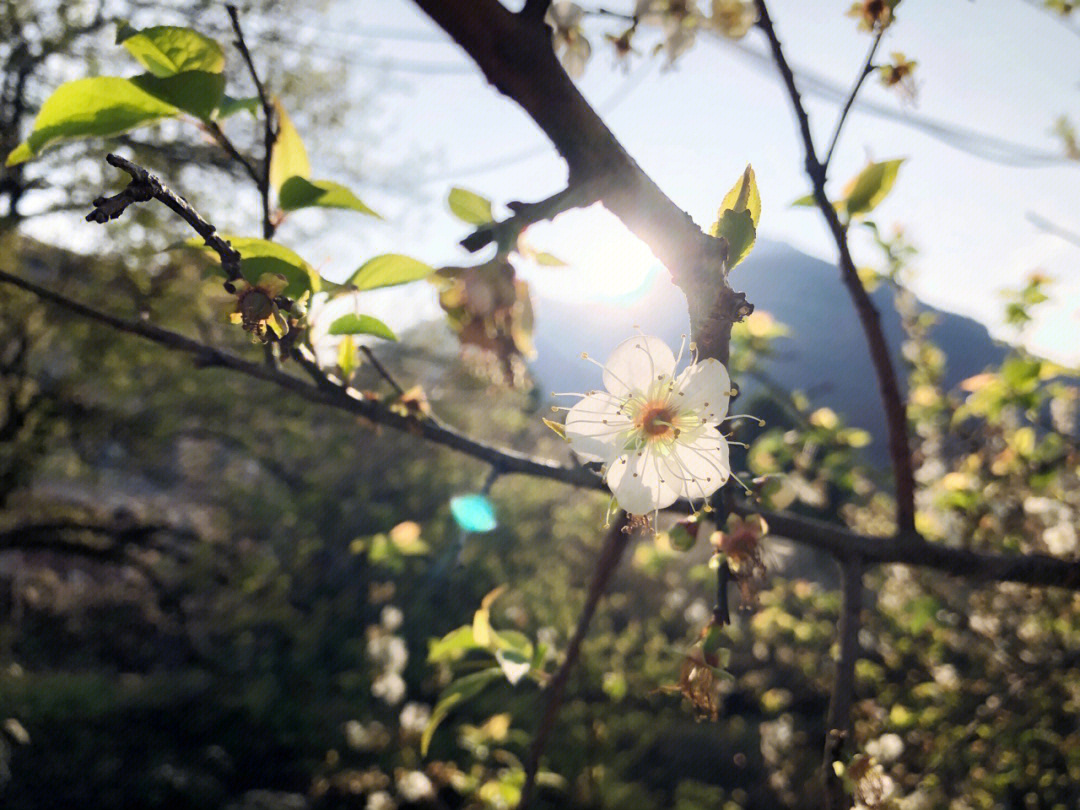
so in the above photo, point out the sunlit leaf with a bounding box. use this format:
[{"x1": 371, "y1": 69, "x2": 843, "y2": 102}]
[
  {"x1": 710, "y1": 208, "x2": 756, "y2": 269},
  {"x1": 184, "y1": 236, "x2": 319, "y2": 299},
  {"x1": 427, "y1": 625, "x2": 478, "y2": 663},
  {"x1": 328, "y1": 314, "x2": 397, "y2": 341},
  {"x1": 117, "y1": 23, "x2": 225, "y2": 77},
  {"x1": 131, "y1": 70, "x2": 224, "y2": 121},
  {"x1": 337, "y1": 334, "x2": 357, "y2": 375},
  {"x1": 278, "y1": 176, "x2": 380, "y2": 216},
  {"x1": 421, "y1": 668, "x2": 502, "y2": 755},
  {"x1": 6, "y1": 77, "x2": 179, "y2": 165},
  {"x1": 268, "y1": 99, "x2": 310, "y2": 192},
  {"x1": 349, "y1": 254, "x2": 434, "y2": 291},
  {"x1": 448, "y1": 187, "x2": 494, "y2": 225},
  {"x1": 719, "y1": 164, "x2": 761, "y2": 228},
  {"x1": 791, "y1": 193, "x2": 816, "y2": 207},
  {"x1": 841, "y1": 158, "x2": 904, "y2": 218},
  {"x1": 451, "y1": 493, "x2": 497, "y2": 533},
  {"x1": 472, "y1": 586, "x2": 505, "y2": 649}
]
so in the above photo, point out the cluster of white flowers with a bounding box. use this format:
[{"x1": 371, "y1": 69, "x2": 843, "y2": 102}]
[
  {"x1": 368, "y1": 612, "x2": 409, "y2": 705},
  {"x1": 560, "y1": 334, "x2": 737, "y2": 515}
]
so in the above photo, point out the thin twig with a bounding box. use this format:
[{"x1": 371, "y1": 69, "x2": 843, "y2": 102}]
[
  {"x1": 86, "y1": 153, "x2": 242, "y2": 282},
  {"x1": 823, "y1": 557, "x2": 864, "y2": 810},
  {"x1": 459, "y1": 184, "x2": 600, "y2": 253},
  {"x1": 519, "y1": 512, "x2": 635, "y2": 810},
  {"x1": 359, "y1": 345, "x2": 406, "y2": 396},
  {"x1": 823, "y1": 29, "x2": 884, "y2": 172},
  {"x1": 226, "y1": 4, "x2": 276, "y2": 240},
  {"x1": 4, "y1": 268, "x2": 1080, "y2": 591},
  {"x1": 755, "y1": 0, "x2": 917, "y2": 533},
  {"x1": 202, "y1": 119, "x2": 260, "y2": 185}
]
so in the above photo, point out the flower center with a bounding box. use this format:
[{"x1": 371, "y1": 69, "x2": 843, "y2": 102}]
[
  {"x1": 635, "y1": 402, "x2": 677, "y2": 440},
  {"x1": 239, "y1": 289, "x2": 274, "y2": 324}
]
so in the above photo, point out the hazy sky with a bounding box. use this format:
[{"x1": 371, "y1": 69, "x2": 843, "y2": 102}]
[
  {"x1": 22, "y1": 1, "x2": 1079, "y2": 363},
  {"x1": 285, "y1": 0, "x2": 1080, "y2": 363}
]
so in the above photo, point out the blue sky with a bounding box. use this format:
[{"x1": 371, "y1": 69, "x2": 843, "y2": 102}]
[{"x1": 285, "y1": 0, "x2": 1080, "y2": 363}]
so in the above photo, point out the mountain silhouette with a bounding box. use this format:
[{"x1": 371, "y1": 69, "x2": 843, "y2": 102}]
[{"x1": 530, "y1": 239, "x2": 1007, "y2": 465}]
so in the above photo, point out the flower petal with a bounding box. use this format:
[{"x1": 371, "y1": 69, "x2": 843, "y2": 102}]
[
  {"x1": 606, "y1": 446, "x2": 681, "y2": 514},
  {"x1": 662, "y1": 426, "x2": 731, "y2": 501},
  {"x1": 674, "y1": 358, "x2": 731, "y2": 423},
  {"x1": 565, "y1": 392, "x2": 628, "y2": 463},
  {"x1": 603, "y1": 335, "x2": 676, "y2": 398}
]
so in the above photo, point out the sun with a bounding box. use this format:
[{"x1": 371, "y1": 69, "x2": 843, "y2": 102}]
[{"x1": 522, "y1": 203, "x2": 660, "y2": 304}]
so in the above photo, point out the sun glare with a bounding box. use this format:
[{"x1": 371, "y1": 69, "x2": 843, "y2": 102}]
[{"x1": 524, "y1": 205, "x2": 659, "y2": 303}]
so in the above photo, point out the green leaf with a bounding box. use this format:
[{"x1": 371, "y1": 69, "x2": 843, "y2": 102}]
[
  {"x1": 327, "y1": 314, "x2": 397, "y2": 342},
  {"x1": 130, "y1": 70, "x2": 224, "y2": 121},
  {"x1": 184, "y1": 236, "x2": 319, "y2": 299},
  {"x1": 492, "y1": 629, "x2": 533, "y2": 660},
  {"x1": 215, "y1": 95, "x2": 259, "y2": 120},
  {"x1": 710, "y1": 208, "x2": 756, "y2": 269},
  {"x1": 448, "y1": 187, "x2": 494, "y2": 225},
  {"x1": 337, "y1": 334, "x2": 357, "y2": 375},
  {"x1": 841, "y1": 158, "x2": 904, "y2": 218},
  {"x1": 117, "y1": 23, "x2": 225, "y2": 77},
  {"x1": 348, "y1": 254, "x2": 433, "y2": 291},
  {"x1": 6, "y1": 77, "x2": 179, "y2": 166},
  {"x1": 427, "y1": 625, "x2": 479, "y2": 663},
  {"x1": 268, "y1": 99, "x2": 309, "y2": 192},
  {"x1": 719, "y1": 164, "x2": 761, "y2": 228},
  {"x1": 421, "y1": 668, "x2": 503, "y2": 755},
  {"x1": 278, "y1": 176, "x2": 380, "y2": 217},
  {"x1": 791, "y1": 193, "x2": 816, "y2": 207}
]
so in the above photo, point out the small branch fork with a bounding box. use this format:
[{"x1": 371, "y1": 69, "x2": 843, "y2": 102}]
[
  {"x1": 87, "y1": 153, "x2": 242, "y2": 282},
  {"x1": 823, "y1": 29, "x2": 884, "y2": 172},
  {"x1": 459, "y1": 185, "x2": 600, "y2": 254},
  {"x1": 754, "y1": 0, "x2": 917, "y2": 534},
  {"x1": 225, "y1": 4, "x2": 276, "y2": 241}
]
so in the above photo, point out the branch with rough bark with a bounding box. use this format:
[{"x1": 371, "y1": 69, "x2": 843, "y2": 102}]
[
  {"x1": 4, "y1": 264, "x2": 1079, "y2": 594},
  {"x1": 86, "y1": 153, "x2": 242, "y2": 282},
  {"x1": 411, "y1": 0, "x2": 744, "y2": 363},
  {"x1": 754, "y1": 0, "x2": 917, "y2": 534}
]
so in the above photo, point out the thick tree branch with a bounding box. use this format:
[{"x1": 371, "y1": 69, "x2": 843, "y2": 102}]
[
  {"x1": 86, "y1": 154, "x2": 242, "y2": 282},
  {"x1": 823, "y1": 557, "x2": 864, "y2": 810},
  {"x1": 3, "y1": 269, "x2": 1079, "y2": 591},
  {"x1": 410, "y1": 0, "x2": 741, "y2": 362},
  {"x1": 519, "y1": 512, "x2": 635, "y2": 810},
  {"x1": 755, "y1": 1, "x2": 917, "y2": 533},
  {"x1": 519, "y1": 0, "x2": 554, "y2": 23}
]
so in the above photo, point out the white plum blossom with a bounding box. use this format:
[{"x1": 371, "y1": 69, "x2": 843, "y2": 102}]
[
  {"x1": 560, "y1": 334, "x2": 736, "y2": 515},
  {"x1": 546, "y1": 1, "x2": 592, "y2": 78}
]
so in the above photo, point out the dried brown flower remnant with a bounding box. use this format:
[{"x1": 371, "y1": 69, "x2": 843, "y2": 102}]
[
  {"x1": 878, "y1": 52, "x2": 917, "y2": 101},
  {"x1": 711, "y1": 513, "x2": 768, "y2": 606},
  {"x1": 847, "y1": 0, "x2": 896, "y2": 32},
  {"x1": 227, "y1": 272, "x2": 289, "y2": 342}
]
